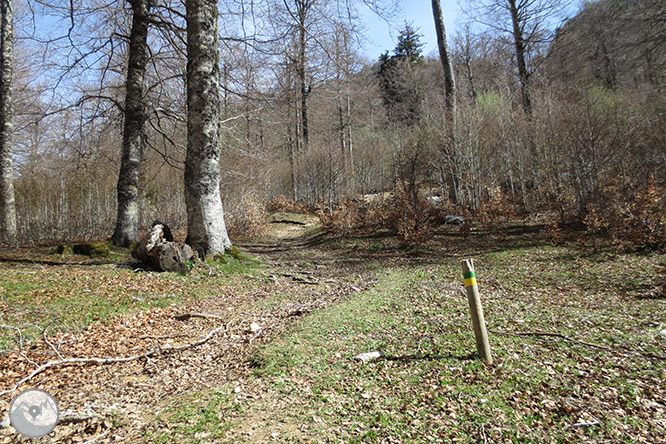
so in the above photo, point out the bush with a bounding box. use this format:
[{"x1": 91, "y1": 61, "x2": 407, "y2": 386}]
[
  {"x1": 227, "y1": 198, "x2": 267, "y2": 239},
  {"x1": 475, "y1": 185, "x2": 516, "y2": 229},
  {"x1": 619, "y1": 177, "x2": 665, "y2": 250},
  {"x1": 318, "y1": 184, "x2": 439, "y2": 244},
  {"x1": 380, "y1": 185, "x2": 435, "y2": 244},
  {"x1": 316, "y1": 200, "x2": 363, "y2": 238},
  {"x1": 266, "y1": 195, "x2": 311, "y2": 214},
  {"x1": 585, "y1": 176, "x2": 666, "y2": 251}
]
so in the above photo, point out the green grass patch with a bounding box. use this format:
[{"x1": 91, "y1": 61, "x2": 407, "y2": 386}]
[
  {"x1": 145, "y1": 387, "x2": 241, "y2": 443},
  {"x1": 0, "y1": 247, "x2": 263, "y2": 350},
  {"x1": 242, "y1": 247, "x2": 665, "y2": 443}
]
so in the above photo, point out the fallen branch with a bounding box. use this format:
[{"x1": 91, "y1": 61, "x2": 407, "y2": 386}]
[
  {"x1": 0, "y1": 321, "x2": 230, "y2": 397},
  {"x1": 132, "y1": 333, "x2": 193, "y2": 340},
  {"x1": 58, "y1": 414, "x2": 104, "y2": 425},
  {"x1": 270, "y1": 219, "x2": 307, "y2": 226},
  {"x1": 494, "y1": 330, "x2": 666, "y2": 361},
  {"x1": 82, "y1": 429, "x2": 111, "y2": 444},
  {"x1": 174, "y1": 312, "x2": 226, "y2": 321},
  {"x1": 563, "y1": 418, "x2": 601, "y2": 430}
]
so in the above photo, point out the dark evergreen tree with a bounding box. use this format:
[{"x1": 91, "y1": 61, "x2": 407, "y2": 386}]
[
  {"x1": 393, "y1": 23, "x2": 425, "y2": 64},
  {"x1": 376, "y1": 24, "x2": 425, "y2": 125}
]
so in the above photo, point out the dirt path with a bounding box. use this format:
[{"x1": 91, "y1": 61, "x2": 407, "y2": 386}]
[{"x1": 1, "y1": 216, "x2": 372, "y2": 443}]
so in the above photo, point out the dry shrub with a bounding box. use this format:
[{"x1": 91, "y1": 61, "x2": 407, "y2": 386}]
[
  {"x1": 619, "y1": 177, "x2": 665, "y2": 250},
  {"x1": 316, "y1": 200, "x2": 363, "y2": 238},
  {"x1": 585, "y1": 176, "x2": 665, "y2": 251},
  {"x1": 317, "y1": 184, "x2": 438, "y2": 244},
  {"x1": 476, "y1": 185, "x2": 516, "y2": 229},
  {"x1": 583, "y1": 204, "x2": 610, "y2": 251},
  {"x1": 227, "y1": 198, "x2": 267, "y2": 239},
  {"x1": 385, "y1": 187, "x2": 435, "y2": 244},
  {"x1": 368, "y1": 184, "x2": 437, "y2": 244},
  {"x1": 267, "y1": 195, "x2": 311, "y2": 214},
  {"x1": 542, "y1": 220, "x2": 563, "y2": 245}
]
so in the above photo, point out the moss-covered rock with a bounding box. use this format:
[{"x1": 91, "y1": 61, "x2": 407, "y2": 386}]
[
  {"x1": 72, "y1": 243, "x2": 110, "y2": 258},
  {"x1": 209, "y1": 253, "x2": 228, "y2": 264},
  {"x1": 51, "y1": 244, "x2": 72, "y2": 255},
  {"x1": 228, "y1": 246, "x2": 244, "y2": 260}
]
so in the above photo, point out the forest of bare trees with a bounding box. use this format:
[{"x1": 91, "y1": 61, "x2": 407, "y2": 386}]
[{"x1": 0, "y1": 0, "x2": 664, "y2": 250}]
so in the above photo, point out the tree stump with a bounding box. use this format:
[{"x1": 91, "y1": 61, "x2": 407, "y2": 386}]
[{"x1": 132, "y1": 222, "x2": 196, "y2": 274}]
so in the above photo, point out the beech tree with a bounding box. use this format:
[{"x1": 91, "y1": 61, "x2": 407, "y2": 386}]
[
  {"x1": 111, "y1": 0, "x2": 153, "y2": 247},
  {"x1": 184, "y1": 0, "x2": 232, "y2": 257},
  {"x1": 0, "y1": 0, "x2": 16, "y2": 243}
]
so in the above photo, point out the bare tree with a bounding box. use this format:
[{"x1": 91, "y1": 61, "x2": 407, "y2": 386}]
[
  {"x1": 184, "y1": 0, "x2": 231, "y2": 256},
  {"x1": 431, "y1": 0, "x2": 455, "y2": 138},
  {"x1": 546, "y1": 0, "x2": 666, "y2": 90},
  {"x1": 462, "y1": 0, "x2": 572, "y2": 115},
  {"x1": 0, "y1": 0, "x2": 16, "y2": 243},
  {"x1": 111, "y1": 0, "x2": 153, "y2": 247}
]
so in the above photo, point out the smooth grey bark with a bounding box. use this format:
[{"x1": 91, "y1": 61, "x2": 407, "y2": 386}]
[
  {"x1": 112, "y1": 0, "x2": 152, "y2": 247},
  {"x1": 0, "y1": 0, "x2": 16, "y2": 243},
  {"x1": 185, "y1": 0, "x2": 231, "y2": 257}
]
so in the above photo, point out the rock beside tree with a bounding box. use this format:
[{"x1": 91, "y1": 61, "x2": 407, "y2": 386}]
[{"x1": 132, "y1": 221, "x2": 196, "y2": 274}]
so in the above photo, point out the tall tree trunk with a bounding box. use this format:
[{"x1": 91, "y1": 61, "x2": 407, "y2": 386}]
[
  {"x1": 346, "y1": 96, "x2": 353, "y2": 171},
  {"x1": 0, "y1": 0, "x2": 15, "y2": 244},
  {"x1": 112, "y1": 0, "x2": 151, "y2": 247},
  {"x1": 432, "y1": 0, "x2": 458, "y2": 204},
  {"x1": 296, "y1": 0, "x2": 310, "y2": 153},
  {"x1": 185, "y1": 0, "x2": 231, "y2": 257},
  {"x1": 431, "y1": 0, "x2": 456, "y2": 140},
  {"x1": 337, "y1": 96, "x2": 346, "y2": 161},
  {"x1": 509, "y1": 0, "x2": 532, "y2": 116}
]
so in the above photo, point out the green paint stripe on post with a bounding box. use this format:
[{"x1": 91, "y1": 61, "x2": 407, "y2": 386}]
[{"x1": 463, "y1": 271, "x2": 476, "y2": 280}]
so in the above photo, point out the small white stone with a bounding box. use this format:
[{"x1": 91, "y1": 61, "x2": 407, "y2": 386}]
[{"x1": 355, "y1": 351, "x2": 382, "y2": 362}]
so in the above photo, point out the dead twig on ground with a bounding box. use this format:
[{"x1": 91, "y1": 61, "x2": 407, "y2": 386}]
[
  {"x1": 0, "y1": 321, "x2": 230, "y2": 397},
  {"x1": 82, "y1": 429, "x2": 111, "y2": 444},
  {"x1": 174, "y1": 312, "x2": 225, "y2": 321}
]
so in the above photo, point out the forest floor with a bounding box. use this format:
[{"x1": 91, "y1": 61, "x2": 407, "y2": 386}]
[{"x1": 0, "y1": 214, "x2": 665, "y2": 443}]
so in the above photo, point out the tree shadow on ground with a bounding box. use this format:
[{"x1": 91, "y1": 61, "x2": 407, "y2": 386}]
[{"x1": 378, "y1": 352, "x2": 479, "y2": 363}]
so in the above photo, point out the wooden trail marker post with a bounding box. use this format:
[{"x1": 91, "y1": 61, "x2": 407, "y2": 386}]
[{"x1": 462, "y1": 259, "x2": 493, "y2": 364}]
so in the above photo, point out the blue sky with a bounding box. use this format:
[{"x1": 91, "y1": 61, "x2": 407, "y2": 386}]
[{"x1": 360, "y1": 0, "x2": 459, "y2": 61}]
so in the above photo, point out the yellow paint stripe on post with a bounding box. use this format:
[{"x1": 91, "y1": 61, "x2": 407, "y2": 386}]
[{"x1": 463, "y1": 271, "x2": 477, "y2": 287}]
